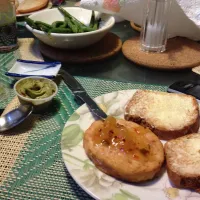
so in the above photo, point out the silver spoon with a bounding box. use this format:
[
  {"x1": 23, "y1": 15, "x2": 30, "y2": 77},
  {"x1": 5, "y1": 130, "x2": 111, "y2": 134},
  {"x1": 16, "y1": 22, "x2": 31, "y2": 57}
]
[{"x1": 0, "y1": 104, "x2": 33, "y2": 132}]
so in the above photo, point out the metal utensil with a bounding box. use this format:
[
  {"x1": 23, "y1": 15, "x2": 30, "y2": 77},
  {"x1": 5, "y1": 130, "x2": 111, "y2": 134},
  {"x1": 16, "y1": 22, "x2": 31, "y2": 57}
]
[
  {"x1": 0, "y1": 104, "x2": 33, "y2": 132},
  {"x1": 59, "y1": 69, "x2": 107, "y2": 120}
]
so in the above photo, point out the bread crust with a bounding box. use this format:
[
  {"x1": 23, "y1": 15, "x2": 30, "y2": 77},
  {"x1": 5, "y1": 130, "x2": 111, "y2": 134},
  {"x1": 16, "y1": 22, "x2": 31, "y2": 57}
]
[
  {"x1": 17, "y1": 0, "x2": 49, "y2": 14},
  {"x1": 84, "y1": 119, "x2": 164, "y2": 182},
  {"x1": 125, "y1": 114, "x2": 199, "y2": 140},
  {"x1": 166, "y1": 165, "x2": 200, "y2": 191},
  {"x1": 125, "y1": 90, "x2": 200, "y2": 140},
  {"x1": 165, "y1": 134, "x2": 200, "y2": 191}
]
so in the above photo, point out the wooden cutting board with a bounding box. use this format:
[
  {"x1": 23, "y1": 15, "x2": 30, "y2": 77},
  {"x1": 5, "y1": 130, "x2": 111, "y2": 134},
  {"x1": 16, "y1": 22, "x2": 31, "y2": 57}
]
[{"x1": 39, "y1": 32, "x2": 122, "y2": 64}]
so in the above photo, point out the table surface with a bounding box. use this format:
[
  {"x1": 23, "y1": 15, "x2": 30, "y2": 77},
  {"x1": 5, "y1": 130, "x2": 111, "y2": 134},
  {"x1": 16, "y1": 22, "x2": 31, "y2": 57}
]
[
  {"x1": 0, "y1": 4, "x2": 199, "y2": 200},
  {"x1": 17, "y1": 8, "x2": 200, "y2": 87}
]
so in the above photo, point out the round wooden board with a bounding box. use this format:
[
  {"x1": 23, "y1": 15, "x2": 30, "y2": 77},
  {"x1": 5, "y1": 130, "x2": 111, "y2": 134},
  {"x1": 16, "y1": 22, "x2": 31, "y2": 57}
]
[
  {"x1": 122, "y1": 36, "x2": 200, "y2": 70},
  {"x1": 130, "y1": 22, "x2": 141, "y2": 32},
  {"x1": 39, "y1": 32, "x2": 122, "y2": 64}
]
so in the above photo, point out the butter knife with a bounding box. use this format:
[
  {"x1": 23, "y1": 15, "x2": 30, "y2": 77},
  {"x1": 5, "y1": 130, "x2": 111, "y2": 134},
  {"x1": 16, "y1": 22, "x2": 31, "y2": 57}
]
[{"x1": 59, "y1": 69, "x2": 107, "y2": 120}]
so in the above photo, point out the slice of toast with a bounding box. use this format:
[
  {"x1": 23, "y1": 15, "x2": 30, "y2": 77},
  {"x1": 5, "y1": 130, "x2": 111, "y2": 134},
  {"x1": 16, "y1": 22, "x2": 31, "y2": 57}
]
[
  {"x1": 165, "y1": 133, "x2": 200, "y2": 191},
  {"x1": 124, "y1": 90, "x2": 199, "y2": 140},
  {"x1": 17, "y1": 0, "x2": 49, "y2": 14},
  {"x1": 84, "y1": 118, "x2": 164, "y2": 182}
]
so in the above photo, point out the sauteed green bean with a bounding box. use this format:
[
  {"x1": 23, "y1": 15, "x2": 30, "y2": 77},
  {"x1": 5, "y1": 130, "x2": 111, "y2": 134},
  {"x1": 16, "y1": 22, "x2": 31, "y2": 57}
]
[
  {"x1": 25, "y1": 8, "x2": 101, "y2": 34},
  {"x1": 52, "y1": 21, "x2": 67, "y2": 28}
]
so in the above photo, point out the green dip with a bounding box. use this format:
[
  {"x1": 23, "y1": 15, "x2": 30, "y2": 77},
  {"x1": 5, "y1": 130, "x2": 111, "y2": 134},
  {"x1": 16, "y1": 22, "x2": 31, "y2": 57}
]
[{"x1": 17, "y1": 79, "x2": 55, "y2": 99}]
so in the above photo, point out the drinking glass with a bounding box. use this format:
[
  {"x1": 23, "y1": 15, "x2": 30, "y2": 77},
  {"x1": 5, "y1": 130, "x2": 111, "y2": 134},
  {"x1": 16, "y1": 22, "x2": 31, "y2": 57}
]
[
  {"x1": 140, "y1": 0, "x2": 172, "y2": 53},
  {"x1": 0, "y1": 0, "x2": 18, "y2": 52}
]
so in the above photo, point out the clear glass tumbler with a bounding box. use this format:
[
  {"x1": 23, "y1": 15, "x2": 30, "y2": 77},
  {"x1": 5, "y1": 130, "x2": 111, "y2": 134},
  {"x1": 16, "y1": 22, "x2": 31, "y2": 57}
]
[
  {"x1": 140, "y1": 0, "x2": 172, "y2": 53},
  {"x1": 0, "y1": 0, "x2": 18, "y2": 53}
]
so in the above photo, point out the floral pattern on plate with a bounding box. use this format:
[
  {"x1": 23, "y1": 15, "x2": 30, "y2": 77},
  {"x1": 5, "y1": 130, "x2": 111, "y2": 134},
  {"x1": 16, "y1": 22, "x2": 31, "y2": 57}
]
[{"x1": 61, "y1": 90, "x2": 200, "y2": 200}]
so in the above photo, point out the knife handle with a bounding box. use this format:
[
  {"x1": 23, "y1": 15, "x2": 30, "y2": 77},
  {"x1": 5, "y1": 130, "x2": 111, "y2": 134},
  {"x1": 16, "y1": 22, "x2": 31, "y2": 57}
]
[
  {"x1": 75, "y1": 92, "x2": 108, "y2": 120},
  {"x1": 59, "y1": 69, "x2": 85, "y2": 105},
  {"x1": 59, "y1": 69, "x2": 84, "y2": 91},
  {"x1": 59, "y1": 69, "x2": 107, "y2": 120}
]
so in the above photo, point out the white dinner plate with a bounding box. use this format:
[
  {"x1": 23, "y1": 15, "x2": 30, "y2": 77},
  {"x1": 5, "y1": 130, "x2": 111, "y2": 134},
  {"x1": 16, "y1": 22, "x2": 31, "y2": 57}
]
[
  {"x1": 16, "y1": 0, "x2": 52, "y2": 17},
  {"x1": 61, "y1": 90, "x2": 200, "y2": 200}
]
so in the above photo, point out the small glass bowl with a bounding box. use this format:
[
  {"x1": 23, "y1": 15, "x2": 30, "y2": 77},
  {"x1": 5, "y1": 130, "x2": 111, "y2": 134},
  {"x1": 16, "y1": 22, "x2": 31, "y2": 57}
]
[{"x1": 14, "y1": 76, "x2": 58, "y2": 113}]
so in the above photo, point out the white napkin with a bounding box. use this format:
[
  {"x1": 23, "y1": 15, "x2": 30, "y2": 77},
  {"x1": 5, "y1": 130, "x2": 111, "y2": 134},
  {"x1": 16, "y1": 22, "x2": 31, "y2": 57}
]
[{"x1": 80, "y1": 0, "x2": 200, "y2": 41}]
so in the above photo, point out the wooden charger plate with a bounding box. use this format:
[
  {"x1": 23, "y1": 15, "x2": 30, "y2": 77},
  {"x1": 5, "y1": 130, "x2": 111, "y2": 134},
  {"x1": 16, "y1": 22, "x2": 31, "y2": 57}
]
[
  {"x1": 122, "y1": 36, "x2": 200, "y2": 70},
  {"x1": 39, "y1": 32, "x2": 122, "y2": 63}
]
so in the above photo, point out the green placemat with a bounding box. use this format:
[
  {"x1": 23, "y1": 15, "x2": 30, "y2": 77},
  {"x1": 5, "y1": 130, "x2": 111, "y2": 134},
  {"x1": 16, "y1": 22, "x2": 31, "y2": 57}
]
[
  {"x1": 0, "y1": 53, "x2": 167, "y2": 200},
  {"x1": 0, "y1": 52, "x2": 17, "y2": 108}
]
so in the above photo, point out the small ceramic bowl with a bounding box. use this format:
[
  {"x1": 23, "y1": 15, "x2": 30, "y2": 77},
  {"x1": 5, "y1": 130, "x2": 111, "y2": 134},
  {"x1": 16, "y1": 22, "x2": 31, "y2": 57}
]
[
  {"x1": 25, "y1": 7, "x2": 115, "y2": 49},
  {"x1": 14, "y1": 76, "x2": 58, "y2": 112}
]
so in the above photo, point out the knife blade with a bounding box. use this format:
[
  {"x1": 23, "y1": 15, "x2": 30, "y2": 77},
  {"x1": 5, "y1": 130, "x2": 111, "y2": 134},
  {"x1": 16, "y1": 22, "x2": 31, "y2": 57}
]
[
  {"x1": 0, "y1": 108, "x2": 4, "y2": 115},
  {"x1": 59, "y1": 69, "x2": 107, "y2": 120}
]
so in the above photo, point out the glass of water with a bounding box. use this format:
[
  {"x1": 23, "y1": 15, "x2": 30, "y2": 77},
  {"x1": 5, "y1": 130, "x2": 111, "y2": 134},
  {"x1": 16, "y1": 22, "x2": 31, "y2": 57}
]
[
  {"x1": 0, "y1": 0, "x2": 18, "y2": 53},
  {"x1": 140, "y1": 0, "x2": 172, "y2": 53}
]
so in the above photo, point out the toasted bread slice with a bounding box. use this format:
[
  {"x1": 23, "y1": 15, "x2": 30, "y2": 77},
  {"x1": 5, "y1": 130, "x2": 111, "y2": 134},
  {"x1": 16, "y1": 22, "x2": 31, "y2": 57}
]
[
  {"x1": 125, "y1": 90, "x2": 199, "y2": 140},
  {"x1": 84, "y1": 118, "x2": 164, "y2": 182},
  {"x1": 17, "y1": 0, "x2": 49, "y2": 14},
  {"x1": 165, "y1": 133, "x2": 200, "y2": 191}
]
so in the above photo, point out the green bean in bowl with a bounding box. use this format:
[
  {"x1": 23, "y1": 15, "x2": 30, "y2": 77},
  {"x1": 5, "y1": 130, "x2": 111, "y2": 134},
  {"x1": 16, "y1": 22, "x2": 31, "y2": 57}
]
[
  {"x1": 26, "y1": 8, "x2": 101, "y2": 34},
  {"x1": 25, "y1": 7, "x2": 115, "y2": 49}
]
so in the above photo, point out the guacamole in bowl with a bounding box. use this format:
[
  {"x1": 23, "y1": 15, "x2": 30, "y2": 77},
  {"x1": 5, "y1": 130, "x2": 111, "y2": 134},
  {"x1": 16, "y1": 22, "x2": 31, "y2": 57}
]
[
  {"x1": 16, "y1": 79, "x2": 55, "y2": 99},
  {"x1": 14, "y1": 77, "x2": 58, "y2": 112}
]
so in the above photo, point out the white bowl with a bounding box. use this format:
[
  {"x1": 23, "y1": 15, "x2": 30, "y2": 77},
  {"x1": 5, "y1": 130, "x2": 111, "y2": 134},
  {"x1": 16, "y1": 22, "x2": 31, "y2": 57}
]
[
  {"x1": 25, "y1": 7, "x2": 115, "y2": 49},
  {"x1": 14, "y1": 76, "x2": 58, "y2": 112}
]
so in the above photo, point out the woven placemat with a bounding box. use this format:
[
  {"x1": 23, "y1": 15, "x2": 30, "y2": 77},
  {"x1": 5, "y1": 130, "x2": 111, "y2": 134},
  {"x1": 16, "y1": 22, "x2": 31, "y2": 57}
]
[
  {"x1": 18, "y1": 38, "x2": 43, "y2": 61},
  {"x1": 0, "y1": 38, "x2": 168, "y2": 199},
  {"x1": 0, "y1": 38, "x2": 43, "y2": 109},
  {"x1": 39, "y1": 32, "x2": 122, "y2": 63},
  {"x1": 122, "y1": 36, "x2": 200, "y2": 70},
  {"x1": 0, "y1": 78, "x2": 167, "y2": 200},
  {"x1": 0, "y1": 97, "x2": 37, "y2": 185},
  {"x1": 192, "y1": 65, "x2": 200, "y2": 75}
]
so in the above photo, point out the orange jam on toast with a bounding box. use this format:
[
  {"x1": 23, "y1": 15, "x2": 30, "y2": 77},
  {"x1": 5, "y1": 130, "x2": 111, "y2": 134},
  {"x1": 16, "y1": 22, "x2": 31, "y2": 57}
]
[{"x1": 94, "y1": 116, "x2": 151, "y2": 159}]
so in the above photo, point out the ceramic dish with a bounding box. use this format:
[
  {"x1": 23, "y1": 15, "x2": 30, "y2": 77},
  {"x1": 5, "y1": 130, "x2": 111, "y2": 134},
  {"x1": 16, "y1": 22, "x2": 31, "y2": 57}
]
[
  {"x1": 6, "y1": 59, "x2": 61, "y2": 79},
  {"x1": 16, "y1": 0, "x2": 52, "y2": 17},
  {"x1": 14, "y1": 76, "x2": 58, "y2": 112},
  {"x1": 61, "y1": 90, "x2": 200, "y2": 200},
  {"x1": 25, "y1": 7, "x2": 115, "y2": 49}
]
